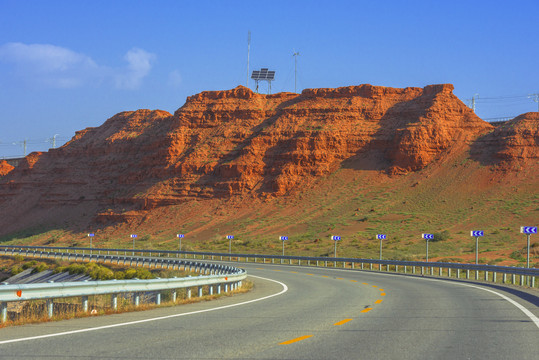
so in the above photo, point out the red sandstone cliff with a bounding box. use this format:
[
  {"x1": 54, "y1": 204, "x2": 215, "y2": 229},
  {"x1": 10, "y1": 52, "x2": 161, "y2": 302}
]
[
  {"x1": 0, "y1": 84, "x2": 535, "y2": 236},
  {"x1": 0, "y1": 161, "x2": 14, "y2": 177}
]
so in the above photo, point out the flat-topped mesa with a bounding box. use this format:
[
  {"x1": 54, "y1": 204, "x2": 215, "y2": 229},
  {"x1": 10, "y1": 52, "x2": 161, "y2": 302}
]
[
  {"x1": 0, "y1": 83, "x2": 524, "y2": 235},
  {"x1": 300, "y1": 83, "x2": 454, "y2": 99}
]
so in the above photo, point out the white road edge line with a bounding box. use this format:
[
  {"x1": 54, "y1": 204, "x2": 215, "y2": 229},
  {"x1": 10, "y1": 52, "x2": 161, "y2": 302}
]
[
  {"x1": 286, "y1": 264, "x2": 539, "y2": 329},
  {"x1": 0, "y1": 275, "x2": 288, "y2": 345}
]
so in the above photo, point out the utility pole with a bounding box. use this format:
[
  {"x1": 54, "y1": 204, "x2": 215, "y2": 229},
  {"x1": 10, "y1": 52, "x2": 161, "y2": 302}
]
[
  {"x1": 293, "y1": 50, "x2": 300, "y2": 93},
  {"x1": 529, "y1": 93, "x2": 539, "y2": 111},
  {"x1": 246, "y1": 31, "x2": 251, "y2": 87}
]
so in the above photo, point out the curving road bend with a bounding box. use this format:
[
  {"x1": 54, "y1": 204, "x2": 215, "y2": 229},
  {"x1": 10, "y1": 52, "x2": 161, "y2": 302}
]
[{"x1": 0, "y1": 262, "x2": 537, "y2": 359}]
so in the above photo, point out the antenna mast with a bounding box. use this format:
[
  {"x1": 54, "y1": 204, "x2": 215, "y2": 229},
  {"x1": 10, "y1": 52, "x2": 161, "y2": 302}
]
[
  {"x1": 246, "y1": 31, "x2": 251, "y2": 87},
  {"x1": 293, "y1": 50, "x2": 300, "y2": 93}
]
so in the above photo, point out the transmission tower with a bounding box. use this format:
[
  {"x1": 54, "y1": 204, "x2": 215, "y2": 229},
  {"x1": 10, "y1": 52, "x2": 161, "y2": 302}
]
[
  {"x1": 529, "y1": 93, "x2": 539, "y2": 111},
  {"x1": 467, "y1": 93, "x2": 479, "y2": 112},
  {"x1": 293, "y1": 50, "x2": 300, "y2": 93}
]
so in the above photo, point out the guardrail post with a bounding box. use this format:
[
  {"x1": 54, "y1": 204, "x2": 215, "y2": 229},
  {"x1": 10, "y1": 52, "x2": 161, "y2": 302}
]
[
  {"x1": 421, "y1": 267, "x2": 424, "y2": 275},
  {"x1": 217, "y1": 284, "x2": 221, "y2": 294},
  {"x1": 485, "y1": 271, "x2": 489, "y2": 281},
  {"x1": 493, "y1": 272, "x2": 497, "y2": 283},
  {"x1": 466, "y1": 269, "x2": 470, "y2": 279},
  {"x1": 224, "y1": 283, "x2": 229, "y2": 292},
  {"x1": 111, "y1": 294, "x2": 118, "y2": 310},
  {"x1": 325, "y1": 261, "x2": 328, "y2": 267},
  {"x1": 47, "y1": 299, "x2": 54, "y2": 318},
  {"x1": 439, "y1": 267, "x2": 442, "y2": 276},
  {"x1": 209, "y1": 285, "x2": 214, "y2": 295},
  {"x1": 316, "y1": 260, "x2": 319, "y2": 266},
  {"x1": 475, "y1": 270, "x2": 479, "y2": 280},
  {"x1": 172, "y1": 290, "x2": 177, "y2": 303},
  {"x1": 156, "y1": 293, "x2": 161, "y2": 305},
  {"x1": 370, "y1": 263, "x2": 373, "y2": 271},
  {"x1": 1, "y1": 302, "x2": 7, "y2": 323},
  {"x1": 456, "y1": 268, "x2": 460, "y2": 278},
  {"x1": 198, "y1": 286, "x2": 203, "y2": 297},
  {"x1": 135, "y1": 293, "x2": 140, "y2": 306},
  {"x1": 448, "y1": 268, "x2": 451, "y2": 277},
  {"x1": 404, "y1": 265, "x2": 407, "y2": 274},
  {"x1": 520, "y1": 275, "x2": 524, "y2": 286},
  {"x1": 82, "y1": 296, "x2": 89, "y2": 312},
  {"x1": 532, "y1": 276, "x2": 535, "y2": 288},
  {"x1": 187, "y1": 288, "x2": 192, "y2": 299},
  {"x1": 512, "y1": 273, "x2": 516, "y2": 285}
]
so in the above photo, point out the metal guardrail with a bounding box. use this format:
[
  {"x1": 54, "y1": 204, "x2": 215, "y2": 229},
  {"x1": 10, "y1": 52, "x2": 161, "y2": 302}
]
[
  {"x1": 0, "y1": 247, "x2": 246, "y2": 323},
  {"x1": 2, "y1": 244, "x2": 537, "y2": 278}
]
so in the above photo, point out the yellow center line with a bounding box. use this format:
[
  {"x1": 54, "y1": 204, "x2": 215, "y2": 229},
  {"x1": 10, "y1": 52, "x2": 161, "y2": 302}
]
[
  {"x1": 350, "y1": 280, "x2": 358, "y2": 282},
  {"x1": 306, "y1": 273, "x2": 314, "y2": 275},
  {"x1": 362, "y1": 282, "x2": 368, "y2": 285},
  {"x1": 379, "y1": 289, "x2": 384, "y2": 291},
  {"x1": 336, "y1": 277, "x2": 344, "y2": 280},
  {"x1": 375, "y1": 299, "x2": 383, "y2": 304},
  {"x1": 279, "y1": 335, "x2": 313, "y2": 345},
  {"x1": 381, "y1": 293, "x2": 386, "y2": 296},
  {"x1": 322, "y1": 275, "x2": 329, "y2": 278},
  {"x1": 334, "y1": 318, "x2": 353, "y2": 326},
  {"x1": 273, "y1": 269, "x2": 281, "y2": 272},
  {"x1": 361, "y1": 308, "x2": 373, "y2": 313},
  {"x1": 372, "y1": 285, "x2": 378, "y2": 288},
  {"x1": 290, "y1": 271, "x2": 298, "y2": 273}
]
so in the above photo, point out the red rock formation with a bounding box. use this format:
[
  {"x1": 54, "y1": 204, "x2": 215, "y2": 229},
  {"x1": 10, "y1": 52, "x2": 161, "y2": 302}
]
[
  {"x1": 0, "y1": 161, "x2": 14, "y2": 176},
  {"x1": 470, "y1": 112, "x2": 539, "y2": 169},
  {"x1": 0, "y1": 84, "x2": 524, "y2": 235}
]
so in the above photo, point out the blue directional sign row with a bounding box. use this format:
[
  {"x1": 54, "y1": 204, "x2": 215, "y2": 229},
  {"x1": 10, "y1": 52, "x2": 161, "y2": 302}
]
[
  {"x1": 177, "y1": 234, "x2": 184, "y2": 238},
  {"x1": 521, "y1": 226, "x2": 538, "y2": 234},
  {"x1": 87, "y1": 233, "x2": 95, "y2": 237},
  {"x1": 226, "y1": 235, "x2": 234, "y2": 240},
  {"x1": 471, "y1": 230, "x2": 484, "y2": 237},
  {"x1": 422, "y1": 233, "x2": 434, "y2": 240},
  {"x1": 279, "y1": 236, "x2": 289, "y2": 241},
  {"x1": 331, "y1": 236, "x2": 342, "y2": 241},
  {"x1": 130, "y1": 234, "x2": 137, "y2": 238},
  {"x1": 376, "y1": 234, "x2": 386, "y2": 240}
]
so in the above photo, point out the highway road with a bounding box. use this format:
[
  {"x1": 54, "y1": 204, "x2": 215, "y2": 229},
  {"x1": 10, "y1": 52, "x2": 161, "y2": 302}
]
[{"x1": 0, "y1": 261, "x2": 538, "y2": 359}]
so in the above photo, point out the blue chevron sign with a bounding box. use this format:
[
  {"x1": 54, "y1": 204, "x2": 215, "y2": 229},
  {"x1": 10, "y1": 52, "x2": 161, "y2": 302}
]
[
  {"x1": 177, "y1": 234, "x2": 184, "y2": 238},
  {"x1": 331, "y1": 236, "x2": 342, "y2": 241},
  {"x1": 87, "y1": 233, "x2": 95, "y2": 237},
  {"x1": 422, "y1": 233, "x2": 434, "y2": 240},
  {"x1": 226, "y1": 235, "x2": 234, "y2": 240},
  {"x1": 520, "y1": 226, "x2": 537, "y2": 234},
  {"x1": 279, "y1": 236, "x2": 289, "y2": 241},
  {"x1": 470, "y1": 230, "x2": 484, "y2": 237},
  {"x1": 130, "y1": 234, "x2": 137, "y2": 238},
  {"x1": 376, "y1": 234, "x2": 386, "y2": 240}
]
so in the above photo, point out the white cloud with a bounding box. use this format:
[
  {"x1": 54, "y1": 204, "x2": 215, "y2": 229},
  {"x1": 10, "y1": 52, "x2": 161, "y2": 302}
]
[
  {"x1": 168, "y1": 69, "x2": 182, "y2": 87},
  {"x1": 0, "y1": 42, "x2": 156, "y2": 90},
  {"x1": 114, "y1": 48, "x2": 156, "y2": 90}
]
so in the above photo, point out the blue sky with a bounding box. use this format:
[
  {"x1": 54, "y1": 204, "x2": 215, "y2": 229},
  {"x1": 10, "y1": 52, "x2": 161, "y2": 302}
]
[{"x1": 1, "y1": 0, "x2": 538, "y2": 158}]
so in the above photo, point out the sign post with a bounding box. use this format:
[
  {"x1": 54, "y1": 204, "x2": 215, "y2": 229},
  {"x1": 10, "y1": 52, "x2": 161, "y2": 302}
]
[
  {"x1": 226, "y1": 235, "x2": 234, "y2": 260},
  {"x1": 422, "y1": 234, "x2": 434, "y2": 262},
  {"x1": 130, "y1": 234, "x2": 137, "y2": 255},
  {"x1": 87, "y1": 233, "x2": 95, "y2": 254},
  {"x1": 177, "y1": 234, "x2": 184, "y2": 257},
  {"x1": 376, "y1": 234, "x2": 386, "y2": 260},
  {"x1": 331, "y1": 236, "x2": 341, "y2": 267},
  {"x1": 521, "y1": 226, "x2": 537, "y2": 271},
  {"x1": 279, "y1": 236, "x2": 289, "y2": 263},
  {"x1": 470, "y1": 230, "x2": 484, "y2": 263}
]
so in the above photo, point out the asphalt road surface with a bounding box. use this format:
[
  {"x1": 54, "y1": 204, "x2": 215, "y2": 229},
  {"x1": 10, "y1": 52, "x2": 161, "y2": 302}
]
[{"x1": 0, "y1": 262, "x2": 537, "y2": 359}]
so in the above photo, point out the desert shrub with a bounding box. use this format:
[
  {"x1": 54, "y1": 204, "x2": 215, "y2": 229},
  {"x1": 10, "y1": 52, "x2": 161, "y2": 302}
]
[
  {"x1": 31, "y1": 262, "x2": 49, "y2": 273},
  {"x1": 432, "y1": 230, "x2": 450, "y2": 242},
  {"x1": 22, "y1": 260, "x2": 37, "y2": 270}
]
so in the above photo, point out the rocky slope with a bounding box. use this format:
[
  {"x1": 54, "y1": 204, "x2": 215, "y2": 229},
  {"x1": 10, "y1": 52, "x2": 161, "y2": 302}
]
[{"x1": 0, "y1": 84, "x2": 536, "y2": 239}]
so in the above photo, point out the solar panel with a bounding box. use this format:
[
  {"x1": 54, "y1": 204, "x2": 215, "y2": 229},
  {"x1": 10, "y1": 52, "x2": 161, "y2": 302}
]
[{"x1": 267, "y1": 71, "x2": 275, "y2": 80}]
